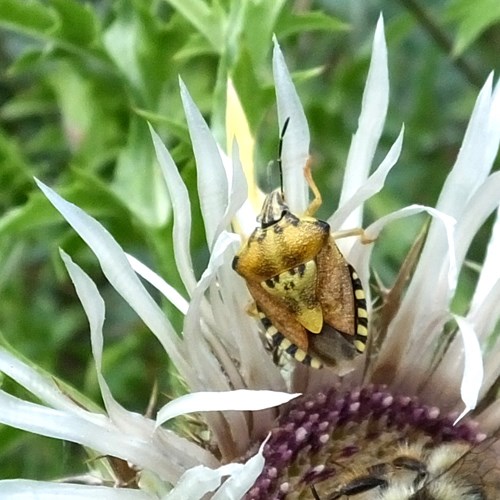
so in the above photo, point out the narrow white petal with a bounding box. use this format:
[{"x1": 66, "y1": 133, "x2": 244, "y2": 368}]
[
  {"x1": 178, "y1": 230, "x2": 257, "y2": 453},
  {"x1": 126, "y1": 253, "x2": 189, "y2": 315},
  {"x1": 404, "y1": 76, "x2": 499, "y2": 328},
  {"x1": 0, "y1": 391, "x2": 178, "y2": 480},
  {"x1": 164, "y1": 463, "x2": 244, "y2": 500},
  {"x1": 0, "y1": 480, "x2": 152, "y2": 499},
  {"x1": 361, "y1": 206, "x2": 456, "y2": 381},
  {"x1": 0, "y1": 347, "x2": 96, "y2": 418},
  {"x1": 340, "y1": 14, "x2": 389, "y2": 228},
  {"x1": 453, "y1": 171, "x2": 500, "y2": 277},
  {"x1": 437, "y1": 75, "x2": 494, "y2": 216},
  {"x1": 60, "y1": 250, "x2": 105, "y2": 371},
  {"x1": 272, "y1": 36, "x2": 310, "y2": 214},
  {"x1": 471, "y1": 206, "x2": 500, "y2": 310},
  {"x1": 61, "y1": 250, "x2": 139, "y2": 428},
  {"x1": 35, "y1": 179, "x2": 187, "y2": 375},
  {"x1": 179, "y1": 78, "x2": 228, "y2": 247},
  {"x1": 157, "y1": 390, "x2": 299, "y2": 427},
  {"x1": 165, "y1": 435, "x2": 269, "y2": 500},
  {"x1": 149, "y1": 125, "x2": 197, "y2": 294},
  {"x1": 183, "y1": 231, "x2": 240, "y2": 389},
  {"x1": 330, "y1": 124, "x2": 404, "y2": 232},
  {"x1": 453, "y1": 316, "x2": 484, "y2": 423},
  {"x1": 469, "y1": 275, "x2": 500, "y2": 343},
  {"x1": 485, "y1": 75, "x2": 500, "y2": 165},
  {"x1": 212, "y1": 435, "x2": 270, "y2": 499},
  {"x1": 212, "y1": 140, "x2": 248, "y2": 241},
  {"x1": 349, "y1": 204, "x2": 456, "y2": 296},
  {"x1": 61, "y1": 250, "x2": 178, "y2": 455},
  {"x1": 57, "y1": 254, "x2": 214, "y2": 470},
  {"x1": 395, "y1": 170, "x2": 500, "y2": 383},
  {"x1": 229, "y1": 140, "x2": 249, "y2": 220}
]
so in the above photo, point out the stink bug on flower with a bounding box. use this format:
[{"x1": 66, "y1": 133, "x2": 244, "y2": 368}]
[{"x1": 232, "y1": 119, "x2": 369, "y2": 369}]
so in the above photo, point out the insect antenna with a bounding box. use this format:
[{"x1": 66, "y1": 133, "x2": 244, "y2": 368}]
[{"x1": 277, "y1": 117, "x2": 290, "y2": 195}]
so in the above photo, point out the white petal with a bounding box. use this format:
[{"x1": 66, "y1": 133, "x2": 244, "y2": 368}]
[
  {"x1": 0, "y1": 480, "x2": 152, "y2": 499},
  {"x1": 165, "y1": 435, "x2": 269, "y2": 500},
  {"x1": 405, "y1": 76, "x2": 500, "y2": 327},
  {"x1": 212, "y1": 140, "x2": 248, "y2": 241},
  {"x1": 60, "y1": 250, "x2": 214, "y2": 475},
  {"x1": 339, "y1": 14, "x2": 389, "y2": 228},
  {"x1": 452, "y1": 171, "x2": 500, "y2": 280},
  {"x1": 453, "y1": 316, "x2": 484, "y2": 423},
  {"x1": 437, "y1": 74, "x2": 495, "y2": 216},
  {"x1": 212, "y1": 434, "x2": 270, "y2": 499},
  {"x1": 61, "y1": 250, "x2": 151, "y2": 434},
  {"x1": 330, "y1": 124, "x2": 404, "y2": 233},
  {"x1": 35, "y1": 179, "x2": 187, "y2": 375},
  {"x1": 126, "y1": 253, "x2": 189, "y2": 315},
  {"x1": 0, "y1": 347, "x2": 95, "y2": 418},
  {"x1": 149, "y1": 125, "x2": 197, "y2": 294},
  {"x1": 164, "y1": 463, "x2": 244, "y2": 500},
  {"x1": 0, "y1": 391, "x2": 178, "y2": 480},
  {"x1": 179, "y1": 78, "x2": 228, "y2": 247},
  {"x1": 349, "y1": 204, "x2": 456, "y2": 297},
  {"x1": 183, "y1": 230, "x2": 240, "y2": 389},
  {"x1": 471, "y1": 206, "x2": 500, "y2": 310},
  {"x1": 157, "y1": 390, "x2": 300, "y2": 426},
  {"x1": 361, "y1": 205, "x2": 456, "y2": 382},
  {"x1": 469, "y1": 273, "x2": 500, "y2": 346},
  {"x1": 272, "y1": 36, "x2": 310, "y2": 214}
]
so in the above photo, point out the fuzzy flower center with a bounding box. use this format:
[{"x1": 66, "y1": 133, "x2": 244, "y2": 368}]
[{"x1": 246, "y1": 385, "x2": 491, "y2": 499}]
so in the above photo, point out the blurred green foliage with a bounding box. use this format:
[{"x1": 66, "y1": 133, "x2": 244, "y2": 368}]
[{"x1": 0, "y1": 0, "x2": 498, "y2": 480}]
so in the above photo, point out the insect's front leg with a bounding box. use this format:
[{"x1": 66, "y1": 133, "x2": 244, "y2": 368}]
[{"x1": 331, "y1": 227, "x2": 376, "y2": 245}]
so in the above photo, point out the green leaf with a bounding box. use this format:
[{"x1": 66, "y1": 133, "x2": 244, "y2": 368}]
[
  {"x1": 174, "y1": 32, "x2": 218, "y2": 61},
  {"x1": 0, "y1": 0, "x2": 56, "y2": 38},
  {"x1": 1, "y1": 94, "x2": 55, "y2": 120},
  {"x1": 103, "y1": 2, "x2": 170, "y2": 104},
  {"x1": 277, "y1": 10, "x2": 348, "y2": 38},
  {"x1": 133, "y1": 108, "x2": 190, "y2": 143},
  {"x1": 112, "y1": 118, "x2": 171, "y2": 228},
  {"x1": 163, "y1": 0, "x2": 225, "y2": 51},
  {"x1": 0, "y1": 0, "x2": 101, "y2": 55},
  {"x1": 0, "y1": 131, "x2": 32, "y2": 212},
  {"x1": 239, "y1": 0, "x2": 287, "y2": 73},
  {"x1": 448, "y1": 0, "x2": 500, "y2": 55},
  {"x1": 49, "y1": 0, "x2": 98, "y2": 47},
  {"x1": 0, "y1": 171, "x2": 133, "y2": 241},
  {"x1": 45, "y1": 59, "x2": 124, "y2": 170}
]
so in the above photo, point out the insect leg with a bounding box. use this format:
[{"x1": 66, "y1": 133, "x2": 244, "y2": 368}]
[
  {"x1": 303, "y1": 157, "x2": 322, "y2": 217},
  {"x1": 258, "y1": 310, "x2": 323, "y2": 369}
]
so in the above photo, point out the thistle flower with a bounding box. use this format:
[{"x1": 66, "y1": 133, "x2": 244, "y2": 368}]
[{"x1": 1, "y1": 15, "x2": 500, "y2": 500}]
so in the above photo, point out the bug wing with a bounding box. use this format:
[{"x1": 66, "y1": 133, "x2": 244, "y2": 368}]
[
  {"x1": 307, "y1": 324, "x2": 358, "y2": 368},
  {"x1": 316, "y1": 240, "x2": 357, "y2": 333},
  {"x1": 245, "y1": 280, "x2": 309, "y2": 352}
]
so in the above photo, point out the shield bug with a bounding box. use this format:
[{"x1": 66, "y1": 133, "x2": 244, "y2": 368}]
[{"x1": 232, "y1": 120, "x2": 368, "y2": 369}]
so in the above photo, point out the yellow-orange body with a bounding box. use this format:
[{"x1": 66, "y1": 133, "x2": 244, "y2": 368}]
[{"x1": 233, "y1": 184, "x2": 368, "y2": 369}]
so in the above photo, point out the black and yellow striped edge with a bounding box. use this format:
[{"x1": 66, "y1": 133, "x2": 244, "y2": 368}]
[
  {"x1": 348, "y1": 264, "x2": 368, "y2": 353},
  {"x1": 258, "y1": 311, "x2": 323, "y2": 369}
]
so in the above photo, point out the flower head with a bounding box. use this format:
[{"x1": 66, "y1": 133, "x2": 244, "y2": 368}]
[{"x1": 1, "y1": 15, "x2": 500, "y2": 500}]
